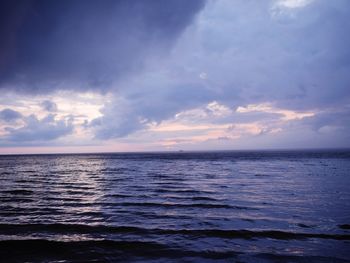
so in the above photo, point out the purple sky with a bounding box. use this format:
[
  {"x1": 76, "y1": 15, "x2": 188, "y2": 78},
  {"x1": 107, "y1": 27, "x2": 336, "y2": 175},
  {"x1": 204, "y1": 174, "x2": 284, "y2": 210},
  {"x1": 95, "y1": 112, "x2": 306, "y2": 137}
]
[{"x1": 0, "y1": 0, "x2": 349, "y2": 153}]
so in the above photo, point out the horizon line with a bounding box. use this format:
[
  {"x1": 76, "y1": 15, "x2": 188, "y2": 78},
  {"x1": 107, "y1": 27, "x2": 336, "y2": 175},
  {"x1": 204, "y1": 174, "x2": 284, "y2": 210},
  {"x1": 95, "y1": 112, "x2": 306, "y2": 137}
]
[{"x1": 1, "y1": 147, "x2": 350, "y2": 156}]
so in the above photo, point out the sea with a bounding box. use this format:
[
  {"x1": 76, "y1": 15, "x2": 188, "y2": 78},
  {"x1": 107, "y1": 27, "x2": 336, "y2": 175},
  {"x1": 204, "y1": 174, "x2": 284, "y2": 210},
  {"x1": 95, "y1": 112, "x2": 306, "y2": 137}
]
[{"x1": 0, "y1": 150, "x2": 349, "y2": 262}]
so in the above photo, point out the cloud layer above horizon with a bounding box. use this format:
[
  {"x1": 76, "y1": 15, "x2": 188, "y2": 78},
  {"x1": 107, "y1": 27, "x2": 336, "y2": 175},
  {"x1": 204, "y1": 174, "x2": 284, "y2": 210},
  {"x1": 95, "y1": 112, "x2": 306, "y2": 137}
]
[{"x1": 0, "y1": 0, "x2": 349, "y2": 153}]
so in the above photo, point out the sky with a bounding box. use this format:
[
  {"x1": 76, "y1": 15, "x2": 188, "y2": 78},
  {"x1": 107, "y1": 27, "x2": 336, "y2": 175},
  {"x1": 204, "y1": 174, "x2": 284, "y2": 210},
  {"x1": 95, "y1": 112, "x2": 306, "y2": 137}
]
[{"x1": 0, "y1": 0, "x2": 350, "y2": 154}]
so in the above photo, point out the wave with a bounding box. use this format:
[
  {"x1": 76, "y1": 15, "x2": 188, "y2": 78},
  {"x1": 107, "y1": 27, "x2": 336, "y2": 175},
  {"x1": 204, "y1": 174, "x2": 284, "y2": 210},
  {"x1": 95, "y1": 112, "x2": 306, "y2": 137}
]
[
  {"x1": 111, "y1": 201, "x2": 249, "y2": 209},
  {"x1": 0, "y1": 239, "x2": 349, "y2": 263},
  {"x1": 2, "y1": 189, "x2": 34, "y2": 195},
  {"x1": 1, "y1": 223, "x2": 349, "y2": 240}
]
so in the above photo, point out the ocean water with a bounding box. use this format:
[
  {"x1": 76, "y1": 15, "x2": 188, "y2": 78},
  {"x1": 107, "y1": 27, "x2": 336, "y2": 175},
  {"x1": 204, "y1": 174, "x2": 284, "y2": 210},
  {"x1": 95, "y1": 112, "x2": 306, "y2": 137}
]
[{"x1": 0, "y1": 150, "x2": 349, "y2": 262}]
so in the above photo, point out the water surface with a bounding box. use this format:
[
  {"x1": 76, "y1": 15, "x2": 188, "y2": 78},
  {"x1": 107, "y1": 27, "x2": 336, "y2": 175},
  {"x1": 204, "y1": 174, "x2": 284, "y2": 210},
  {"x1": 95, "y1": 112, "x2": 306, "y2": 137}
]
[{"x1": 0, "y1": 150, "x2": 350, "y2": 262}]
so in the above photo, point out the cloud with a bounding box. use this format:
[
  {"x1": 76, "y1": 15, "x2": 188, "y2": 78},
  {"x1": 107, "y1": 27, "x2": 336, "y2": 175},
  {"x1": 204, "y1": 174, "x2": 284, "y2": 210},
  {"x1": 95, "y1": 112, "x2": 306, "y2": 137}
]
[
  {"x1": 273, "y1": 0, "x2": 314, "y2": 9},
  {"x1": 1, "y1": 114, "x2": 73, "y2": 144},
  {"x1": 0, "y1": 108, "x2": 22, "y2": 123},
  {"x1": 40, "y1": 100, "x2": 58, "y2": 112},
  {"x1": 185, "y1": 0, "x2": 350, "y2": 110},
  {"x1": 87, "y1": 0, "x2": 350, "y2": 140},
  {"x1": 0, "y1": 0, "x2": 205, "y2": 93},
  {"x1": 1, "y1": 0, "x2": 349, "y2": 150},
  {"x1": 297, "y1": 108, "x2": 350, "y2": 133}
]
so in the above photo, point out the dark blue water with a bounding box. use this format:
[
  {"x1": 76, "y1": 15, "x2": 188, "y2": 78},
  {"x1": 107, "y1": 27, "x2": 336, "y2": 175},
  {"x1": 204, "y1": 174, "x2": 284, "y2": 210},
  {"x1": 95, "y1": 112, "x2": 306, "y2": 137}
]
[{"x1": 0, "y1": 151, "x2": 350, "y2": 262}]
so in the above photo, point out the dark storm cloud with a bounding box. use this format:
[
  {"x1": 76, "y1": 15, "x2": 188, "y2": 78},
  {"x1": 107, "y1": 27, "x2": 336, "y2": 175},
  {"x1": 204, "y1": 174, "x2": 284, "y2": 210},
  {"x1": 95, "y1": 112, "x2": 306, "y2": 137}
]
[{"x1": 0, "y1": 0, "x2": 205, "y2": 93}]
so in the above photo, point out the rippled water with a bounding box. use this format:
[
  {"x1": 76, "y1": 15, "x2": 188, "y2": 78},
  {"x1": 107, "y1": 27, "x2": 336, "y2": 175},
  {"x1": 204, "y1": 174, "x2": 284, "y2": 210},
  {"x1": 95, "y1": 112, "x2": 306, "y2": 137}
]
[{"x1": 0, "y1": 151, "x2": 350, "y2": 262}]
